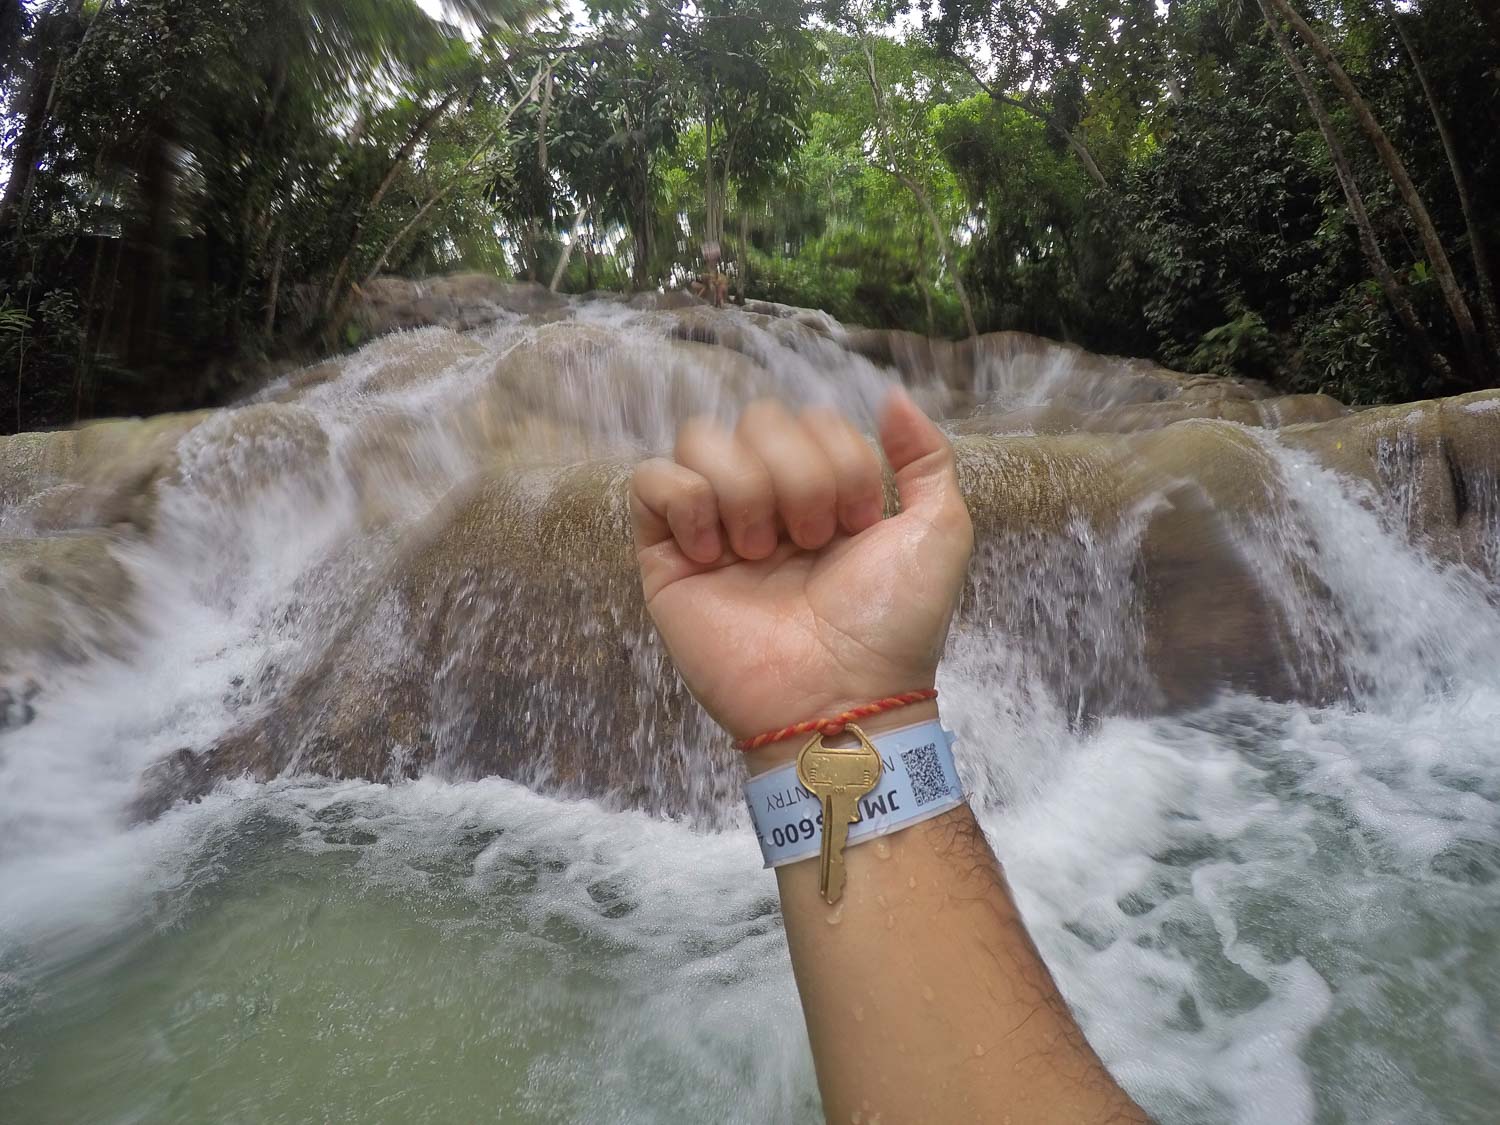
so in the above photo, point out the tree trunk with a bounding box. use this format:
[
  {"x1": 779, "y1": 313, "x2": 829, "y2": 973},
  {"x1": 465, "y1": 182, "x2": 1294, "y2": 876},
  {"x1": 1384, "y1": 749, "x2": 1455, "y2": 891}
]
[
  {"x1": 915, "y1": 224, "x2": 934, "y2": 334},
  {"x1": 0, "y1": 1, "x2": 92, "y2": 240},
  {"x1": 626, "y1": 155, "x2": 653, "y2": 289},
  {"x1": 703, "y1": 111, "x2": 719, "y2": 250},
  {"x1": 895, "y1": 170, "x2": 977, "y2": 339},
  {"x1": 1259, "y1": 0, "x2": 1449, "y2": 378},
  {"x1": 861, "y1": 38, "x2": 976, "y2": 337},
  {"x1": 263, "y1": 226, "x2": 286, "y2": 339},
  {"x1": 949, "y1": 54, "x2": 1109, "y2": 192},
  {"x1": 629, "y1": 206, "x2": 652, "y2": 288},
  {"x1": 0, "y1": 50, "x2": 61, "y2": 237},
  {"x1": 584, "y1": 213, "x2": 597, "y2": 291},
  {"x1": 322, "y1": 70, "x2": 545, "y2": 342},
  {"x1": 537, "y1": 65, "x2": 552, "y2": 173},
  {"x1": 549, "y1": 203, "x2": 588, "y2": 292},
  {"x1": 994, "y1": 93, "x2": 1109, "y2": 191},
  {"x1": 127, "y1": 128, "x2": 176, "y2": 366},
  {"x1": 737, "y1": 209, "x2": 749, "y2": 303},
  {"x1": 320, "y1": 85, "x2": 467, "y2": 318},
  {"x1": 323, "y1": 67, "x2": 544, "y2": 341},
  {"x1": 1264, "y1": 0, "x2": 1487, "y2": 377},
  {"x1": 75, "y1": 233, "x2": 105, "y2": 421},
  {"x1": 1386, "y1": 1, "x2": 1500, "y2": 356}
]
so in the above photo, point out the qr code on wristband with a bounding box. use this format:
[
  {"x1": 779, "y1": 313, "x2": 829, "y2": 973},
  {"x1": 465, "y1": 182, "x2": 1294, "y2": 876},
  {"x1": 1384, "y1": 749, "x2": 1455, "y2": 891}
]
[{"x1": 901, "y1": 742, "x2": 952, "y2": 807}]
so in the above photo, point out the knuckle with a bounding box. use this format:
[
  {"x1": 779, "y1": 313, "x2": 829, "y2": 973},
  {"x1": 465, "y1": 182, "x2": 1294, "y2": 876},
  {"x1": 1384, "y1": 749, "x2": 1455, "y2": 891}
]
[
  {"x1": 674, "y1": 418, "x2": 723, "y2": 460},
  {"x1": 631, "y1": 457, "x2": 664, "y2": 493},
  {"x1": 786, "y1": 467, "x2": 836, "y2": 509},
  {"x1": 737, "y1": 413, "x2": 791, "y2": 451},
  {"x1": 844, "y1": 445, "x2": 883, "y2": 485},
  {"x1": 725, "y1": 466, "x2": 774, "y2": 508},
  {"x1": 680, "y1": 475, "x2": 715, "y2": 510},
  {"x1": 741, "y1": 398, "x2": 790, "y2": 427}
]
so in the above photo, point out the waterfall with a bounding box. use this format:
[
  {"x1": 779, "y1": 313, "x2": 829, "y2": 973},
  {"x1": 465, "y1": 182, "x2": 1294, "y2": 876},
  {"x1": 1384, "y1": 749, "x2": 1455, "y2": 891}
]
[{"x1": 2, "y1": 285, "x2": 1497, "y2": 1123}]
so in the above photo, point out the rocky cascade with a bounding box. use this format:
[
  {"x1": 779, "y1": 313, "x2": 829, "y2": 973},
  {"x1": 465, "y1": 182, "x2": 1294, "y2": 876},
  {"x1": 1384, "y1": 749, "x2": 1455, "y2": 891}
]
[{"x1": 2, "y1": 274, "x2": 1497, "y2": 819}]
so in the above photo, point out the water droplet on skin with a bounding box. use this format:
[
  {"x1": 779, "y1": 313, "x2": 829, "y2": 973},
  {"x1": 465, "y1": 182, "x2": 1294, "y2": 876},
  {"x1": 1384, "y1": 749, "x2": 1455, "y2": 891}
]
[
  {"x1": 907, "y1": 876, "x2": 917, "y2": 889},
  {"x1": 974, "y1": 1043, "x2": 986, "y2": 1057},
  {"x1": 850, "y1": 1113, "x2": 862, "y2": 1125},
  {"x1": 852, "y1": 1004, "x2": 865, "y2": 1023},
  {"x1": 826, "y1": 902, "x2": 845, "y2": 925},
  {"x1": 876, "y1": 894, "x2": 887, "y2": 908},
  {"x1": 922, "y1": 986, "x2": 935, "y2": 1002},
  {"x1": 874, "y1": 840, "x2": 891, "y2": 859},
  {"x1": 885, "y1": 913, "x2": 895, "y2": 930}
]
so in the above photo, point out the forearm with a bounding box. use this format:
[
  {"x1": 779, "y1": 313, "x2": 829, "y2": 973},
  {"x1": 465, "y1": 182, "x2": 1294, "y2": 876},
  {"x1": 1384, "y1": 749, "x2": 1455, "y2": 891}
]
[
  {"x1": 748, "y1": 706, "x2": 1147, "y2": 1124},
  {"x1": 630, "y1": 393, "x2": 1142, "y2": 1120}
]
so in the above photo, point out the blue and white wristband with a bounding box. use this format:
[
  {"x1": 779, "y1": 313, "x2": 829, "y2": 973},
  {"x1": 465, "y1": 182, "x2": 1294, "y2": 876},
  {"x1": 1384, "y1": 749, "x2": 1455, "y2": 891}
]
[{"x1": 742, "y1": 719, "x2": 966, "y2": 868}]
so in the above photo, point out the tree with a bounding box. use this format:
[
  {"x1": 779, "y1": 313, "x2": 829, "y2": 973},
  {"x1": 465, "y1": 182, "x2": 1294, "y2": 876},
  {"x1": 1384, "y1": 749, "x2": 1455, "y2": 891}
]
[
  {"x1": 683, "y1": 0, "x2": 816, "y2": 262},
  {"x1": 913, "y1": 0, "x2": 1162, "y2": 191},
  {"x1": 1260, "y1": 0, "x2": 1488, "y2": 378},
  {"x1": 1380, "y1": 0, "x2": 1500, "y2": 355},
  {"x1": 1254, "y1": 0, "x2": 1444, "y2": 377}
]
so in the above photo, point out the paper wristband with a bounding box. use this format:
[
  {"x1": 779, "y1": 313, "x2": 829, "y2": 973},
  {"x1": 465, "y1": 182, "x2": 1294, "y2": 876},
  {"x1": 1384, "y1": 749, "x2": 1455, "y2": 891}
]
[{"x1": 743, "y1": 719, "x2": 965, "y2": 869}]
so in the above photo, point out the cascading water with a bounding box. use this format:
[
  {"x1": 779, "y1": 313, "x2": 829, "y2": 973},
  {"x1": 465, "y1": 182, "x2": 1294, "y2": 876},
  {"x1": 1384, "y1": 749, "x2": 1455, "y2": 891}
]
[{"x1": 1, "y1": 285, "x2": 1497, "y2": 1123}]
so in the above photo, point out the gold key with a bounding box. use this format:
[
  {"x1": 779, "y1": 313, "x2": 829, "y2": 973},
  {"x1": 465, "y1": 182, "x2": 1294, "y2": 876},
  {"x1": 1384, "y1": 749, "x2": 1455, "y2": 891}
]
[{"x1": 796, "y1": 725, "x2": 884, "y2": 904}]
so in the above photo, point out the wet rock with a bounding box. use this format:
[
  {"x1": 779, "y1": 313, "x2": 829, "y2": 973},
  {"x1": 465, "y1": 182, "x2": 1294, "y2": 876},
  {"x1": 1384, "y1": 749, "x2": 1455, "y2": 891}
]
[
  {"x1": 128, "y1": 748, "x2": 216, "y2": 823},
  {"x1": 5, "y1": 283, "x2": 1499, "y2": 818},
  {"x1": 1281, "y1": 388, "x2": 1500, "y2": 573},
  {"x1": 354, "y1": 274, "x2": 568, "y2": 337},
  {"x1": 840, "y1": 327, "x2": 968, "y2": 387},
  {"x1": 210, "y1": 419, "x2": 1321, "y2": 810},
  {"x1": 209, "y1": 460, "x2": 741, "y2": 820},
  {"x1": 630, "y1": 288, "x2": 702, "y2": 311},
  {"x1": 0, "y1": 412, "x2": 207, "y2": 534},
  {"x1": 0, "y1": 682, "x2": 38, "y2": 732},
  {"x1": 0, "y1": 535, "x2": 135, "y2": 677},
  {"x1": 956, "y1": 422, "x2": 1300, "y2": 709}
]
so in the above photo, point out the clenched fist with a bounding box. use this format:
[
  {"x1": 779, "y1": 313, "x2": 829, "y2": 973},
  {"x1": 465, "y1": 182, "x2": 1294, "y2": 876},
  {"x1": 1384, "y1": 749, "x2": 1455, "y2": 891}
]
[{"x1": 630, "y1": 389, "x2": 973, "y2": 754}]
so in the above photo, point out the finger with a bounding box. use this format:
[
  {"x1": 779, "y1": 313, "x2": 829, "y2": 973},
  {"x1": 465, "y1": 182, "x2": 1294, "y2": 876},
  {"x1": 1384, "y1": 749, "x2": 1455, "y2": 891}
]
[
  {"x1": 674, "y1": 417, "x2": 778, "y2": 559},
  {"x1": 878, "y1": 387, "x2": 964, "y2": 521},
  {"x1": 737, "y1": 399, "x2": 838, "y2": 550},
  {"x1": 630, "y1": 457, "x2": 723, "y2": 564},
  {"x1": 801, "y1": 406, "x2": 884, "y2": 534}
]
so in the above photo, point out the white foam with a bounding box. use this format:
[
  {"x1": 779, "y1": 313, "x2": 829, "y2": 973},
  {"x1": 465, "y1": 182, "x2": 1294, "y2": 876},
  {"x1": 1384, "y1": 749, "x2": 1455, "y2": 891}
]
[{"x1": 4, "y1": 302, "x2": 1500, "y2": 1122}]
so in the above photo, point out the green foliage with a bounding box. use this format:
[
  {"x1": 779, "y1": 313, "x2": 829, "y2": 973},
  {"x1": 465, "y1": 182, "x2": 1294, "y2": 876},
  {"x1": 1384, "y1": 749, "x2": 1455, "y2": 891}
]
[
  {"x1": 1108, "y1": 77, "x2": 1332, "y2": 369},
  {"x1": 3, "y1": 0, "x2": 1498, "y2": 432},
  {"x1": 1187, "y1": 310, "x2": 1278, "y2": 378},
  {"x1": 0, "y1": 297, "x2": 28, "y2": 341},
  {"x1": 1293, "y1": 285, "x2": 1416, "y2": 404},
  {"x1": 745, "y1": 228, "x2": 967, "y2": 337}
]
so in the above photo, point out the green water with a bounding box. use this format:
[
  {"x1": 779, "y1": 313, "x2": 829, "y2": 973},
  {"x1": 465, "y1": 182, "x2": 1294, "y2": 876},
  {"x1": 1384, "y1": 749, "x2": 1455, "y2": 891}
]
[
  {"x1": 5, "y1": 687, "x2": 1500, "y2": 1125},
  {"x1": 0, "y1": 782, "x2": 816, "y2": 1125}
]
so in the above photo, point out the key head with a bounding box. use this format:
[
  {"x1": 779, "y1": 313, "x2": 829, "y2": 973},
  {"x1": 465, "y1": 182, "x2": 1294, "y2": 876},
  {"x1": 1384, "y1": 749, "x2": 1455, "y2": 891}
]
[{"x1": 796, "y1": 727, "x2": 883, "y2": 800}]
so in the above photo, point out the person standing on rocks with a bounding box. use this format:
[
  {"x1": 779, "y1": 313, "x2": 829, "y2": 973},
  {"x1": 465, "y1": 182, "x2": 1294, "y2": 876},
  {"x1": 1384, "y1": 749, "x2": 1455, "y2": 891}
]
[{"x1": 698, "y1": 240, "x2": 728, "y2": 308}]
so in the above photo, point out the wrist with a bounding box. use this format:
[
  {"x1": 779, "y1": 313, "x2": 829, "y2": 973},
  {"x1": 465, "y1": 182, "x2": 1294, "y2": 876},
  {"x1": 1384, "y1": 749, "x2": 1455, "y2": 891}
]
[{"x1": 740, "y1": 697, "x2": 941, "y2": 777}]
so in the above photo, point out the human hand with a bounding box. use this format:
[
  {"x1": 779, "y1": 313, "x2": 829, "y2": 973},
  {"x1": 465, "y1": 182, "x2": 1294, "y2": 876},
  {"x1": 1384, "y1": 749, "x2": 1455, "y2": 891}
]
[{"x1": 629, "y1": 390, "x2": 973, "y2": 759}]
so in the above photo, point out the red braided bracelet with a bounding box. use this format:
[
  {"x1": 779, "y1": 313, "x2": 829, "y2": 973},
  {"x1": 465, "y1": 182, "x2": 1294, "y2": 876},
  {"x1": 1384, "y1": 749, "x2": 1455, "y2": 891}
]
[{"x1": 733, "y1": 689, "x2": 939, "y2": 752}]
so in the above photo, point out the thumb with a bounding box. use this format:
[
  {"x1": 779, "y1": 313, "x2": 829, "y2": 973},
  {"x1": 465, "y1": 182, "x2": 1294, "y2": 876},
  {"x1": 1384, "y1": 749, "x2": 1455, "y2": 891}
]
[{"x1": 878, "y1": 387, "x2": 964, "y2": 520}]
